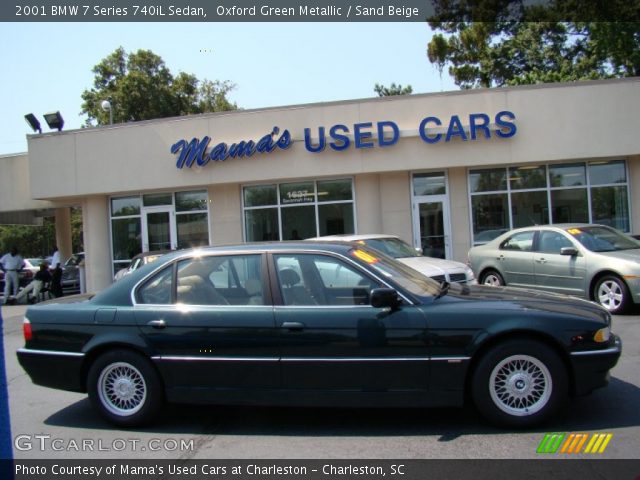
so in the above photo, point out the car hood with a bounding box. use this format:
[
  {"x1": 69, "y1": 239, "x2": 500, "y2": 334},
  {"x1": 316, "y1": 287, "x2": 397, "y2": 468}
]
[
  {"x1": 596, "y1": 248, "x2": 640, "y2": 263},
  {"x1": 437, "y1": 284, "x2": 609, "y2": 324},
  {"x1": 397, "y1": 256, "x2": 465, "y2": 276}
]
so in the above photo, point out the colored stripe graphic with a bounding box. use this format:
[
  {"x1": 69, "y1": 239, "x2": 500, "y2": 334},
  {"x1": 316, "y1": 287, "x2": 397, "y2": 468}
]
[
  {"x1": 537, "y1": 433, "x2": 613, "y2": 454},
  {"x1": 537, "y1": 433, "x2": 566, "y2": 454}
]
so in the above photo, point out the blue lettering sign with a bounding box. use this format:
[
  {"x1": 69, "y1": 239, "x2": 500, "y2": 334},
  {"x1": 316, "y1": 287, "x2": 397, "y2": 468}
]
[
  {"x1": 329, "y1": 125, "x2": 350, "y2": 152},
  {"x1": 419, "y1": 117, "x2": 442, "y2": 144},
  {"x1": 304, "y1": 127, "x2": 326, "y2": 153},
  {"x1": 495, "y1": 111, "x2": 517, "y2": 138},
  {"x1": 354, "y1": 122, "x2": 374, "y2": 149},
  {"x1": 469, "y1": 113, "x2": 491, "y2": 140},
  {"x1": 446, "y1": 115, "x2": 467, "y2": 142},
  {"x1": 172, "y1": 127, "x2": 291, "y2": 169},
  {"x1": 378, "y1": 121, "x2": 400, "y2": 147}
]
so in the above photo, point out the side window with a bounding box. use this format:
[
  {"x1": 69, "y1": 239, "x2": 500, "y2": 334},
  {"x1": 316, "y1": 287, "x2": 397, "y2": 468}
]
[
  {"x1": 177, "y1": 254, "x2": 263, "y2": 306},
  {"x1": 538, "y1": 231, "x2": 573, "y2": 254},
  {"x1": 500, "y1": 231, "x2": 535, "y2": 252},
  {"x1": 274, "y1": 254, "x2": 380, "y2": 306},
  {"x1": 137, "y1": 266, "x2": 173, "y2": 304}
]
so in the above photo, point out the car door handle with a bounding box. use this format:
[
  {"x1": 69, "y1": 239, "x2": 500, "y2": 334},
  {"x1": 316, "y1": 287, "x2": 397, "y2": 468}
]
[
  {"x1": 281, "y1": 322, "x2": 305, "y2": 331},
  {"x1": 497, "y1": 255, "x2": 505, "y2": 261},
  {"x1": 147, "y1": 319, "x2": 166, "y2": 329},
  {"x1": 536, "y1": 258, "x2": 547, "y2": 264}
]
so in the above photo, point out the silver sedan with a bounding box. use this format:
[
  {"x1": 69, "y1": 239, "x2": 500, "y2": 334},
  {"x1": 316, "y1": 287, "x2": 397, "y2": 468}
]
[{"x1": 468, "y1": 224, "x2": 640, "y2": 314}]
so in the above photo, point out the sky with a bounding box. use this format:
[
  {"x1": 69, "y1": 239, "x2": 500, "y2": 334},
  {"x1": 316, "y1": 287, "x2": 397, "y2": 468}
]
[{"x1": 0, "y1": 22, "x2": 456, "y2": 155}]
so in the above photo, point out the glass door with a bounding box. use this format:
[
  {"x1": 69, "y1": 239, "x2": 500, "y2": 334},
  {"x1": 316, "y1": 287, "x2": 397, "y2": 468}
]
[
  {"x1": 141, "y1": 207, "x2": 176, "y2": 252},
  {"x1": 413, "y1": 196, "x2": 451, "y2": 259}
]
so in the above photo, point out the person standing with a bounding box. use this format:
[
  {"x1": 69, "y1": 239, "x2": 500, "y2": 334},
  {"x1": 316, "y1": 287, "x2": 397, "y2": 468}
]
[
  {"x1": 1, "y1": 247, "x2": 24, "y2": 304},
  {"x1": 49, "y1": 245, "x2": 63, "y2": 298}
]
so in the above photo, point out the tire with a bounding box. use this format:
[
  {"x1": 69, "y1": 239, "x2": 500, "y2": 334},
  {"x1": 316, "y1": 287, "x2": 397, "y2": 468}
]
[
  {"x1": 593, "y1": 275, "x2": 630, "y2": 315},
  {"x1": 87, "y1": 349, "x2": 164, "y2": 427},
  {"x1": 480, "y1": 269, "x2": 504, "y2": 287},
  {"x1": 471, "y1": 340, "x2": 567, "y2": 428}
]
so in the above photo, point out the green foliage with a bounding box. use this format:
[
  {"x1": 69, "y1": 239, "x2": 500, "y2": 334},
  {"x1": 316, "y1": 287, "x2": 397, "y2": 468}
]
[
  {"x1": 81, "y1": 47, "x2": 237, "y2": 126},
  {"x1": 374, "y1": 83, "x2": 413, "y2": 96},
  {"x1": 426, "y1": 1, "x2": 640, "y2": 88}
]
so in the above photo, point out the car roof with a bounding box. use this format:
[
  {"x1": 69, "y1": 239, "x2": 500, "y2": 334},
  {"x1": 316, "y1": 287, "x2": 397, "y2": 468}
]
[{"x1": 308, "y1": 234, "x2": 399, "y2": 241}]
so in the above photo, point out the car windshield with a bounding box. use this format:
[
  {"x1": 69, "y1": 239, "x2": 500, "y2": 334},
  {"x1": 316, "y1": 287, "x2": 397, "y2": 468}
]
[
  {"x1": 566, "y1": 226, "x2": 640, "y2": 252},
  {"x1": 361, "y1": 237, "x2": 420, "y2": 259},
  {"x1": 349, "y1": 248, "x2": 440, "y2": 298},
  {"x1": 65, "y1": 254, "x2": 84, "y2": 266},
  {"x1": 26, "y1": 258, "x2": 44, "y2": 266}
]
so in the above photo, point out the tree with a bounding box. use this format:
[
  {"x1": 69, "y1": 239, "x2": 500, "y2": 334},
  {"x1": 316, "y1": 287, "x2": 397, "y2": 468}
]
[
  {"x1": 81, "y1": 47, "x2": 237, "y2": 126},
  {"x1": 374, "y1": 83, "x2": 413, "y2": 96},
  {"x1": 426, "y1": 1, "x2": 640, "y2": 88}
]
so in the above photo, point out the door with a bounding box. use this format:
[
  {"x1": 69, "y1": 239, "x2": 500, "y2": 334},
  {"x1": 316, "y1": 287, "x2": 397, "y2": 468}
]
[
  {"x1": 497, "y1": 230, "x2": 536, "y2": 287},
  {"x1": 142, "y1": 207, "x2": 176, "y2": 252},
  {"x1": 271, "y1": 252, "x2": 429, "y2": 396},
  {"x1": 134, "y1": 254, "x2": 279, "y2": 394},
  {"x1": 413, "y1": 196, "x2": 451, "y2": 259},
  {"x1": 534, "y1": 230, "x2": 587, "y2": 295}
]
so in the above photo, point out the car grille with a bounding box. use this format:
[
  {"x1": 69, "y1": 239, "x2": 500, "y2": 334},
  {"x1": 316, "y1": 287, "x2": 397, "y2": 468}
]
[{"x1": 449, "y1": 273, "x2": 467, "y2": 283}]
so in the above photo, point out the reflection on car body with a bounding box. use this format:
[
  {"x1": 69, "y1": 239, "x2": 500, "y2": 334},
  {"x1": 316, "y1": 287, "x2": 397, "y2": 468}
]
[{"x1": 18, "y1": 242, "x2": 620, "y2": 428}]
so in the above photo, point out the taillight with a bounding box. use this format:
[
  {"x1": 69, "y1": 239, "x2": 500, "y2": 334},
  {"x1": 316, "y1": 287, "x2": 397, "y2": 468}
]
[{"x1": 23, "y1": 318, "x2": 32, "y2": 342}]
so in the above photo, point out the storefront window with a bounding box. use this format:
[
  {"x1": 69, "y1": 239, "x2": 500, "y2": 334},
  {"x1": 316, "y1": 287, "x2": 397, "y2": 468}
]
[
  {"x1": 176, "y1": 212, "x2": 209, "y2": 249},
  {"x1": 243, "y1": 179, "x2": 355, "y2": 242},
  {"x1": 413, "y1": 173, "x2": 446, "y2": 196},
  {"x1": 469, "y1": 168, "x2": 507, "y2": 193},
  {"x1": 244, "y1": 185, "x2": 277, "y2": 207},
  {"x1": 591, "y1": 186, "x2": 629, "y2": 231},
  {"x1": 549, "y1": 163, "x2": 586, "y2": 187},
  {"x1": 143, "y1": 193, "x2": 172, "y2": 206},
  {"x1": 511, "y1": 191, "x2": 549, "y2": 228},
  {"x1": 469, "y1": 160, "x2": 630, "y2": 243},
  {"x1": 111, "y1": 217, "x2": 142, "y2": 261},
  {"x1": 176, "y1": 190, "x2": 207, "y2": 212},
  {"x1": 111, "y1": 196, "x2": 141, "y2": 217}
]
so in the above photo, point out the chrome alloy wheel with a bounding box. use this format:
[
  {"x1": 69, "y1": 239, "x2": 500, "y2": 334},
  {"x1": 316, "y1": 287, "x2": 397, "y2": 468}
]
[
  {"x1": 98, "y1": 362, "x2": 147, "y2": 416},
  {"x1": 489, "y1": 355, "x2": 552, "y2": 417},
  {"x1": 483, "y1": 273, "x2": 502, "y2": 286},
  {"x1": 597, "y1": 279, "x2": 623, "y2": 312}
]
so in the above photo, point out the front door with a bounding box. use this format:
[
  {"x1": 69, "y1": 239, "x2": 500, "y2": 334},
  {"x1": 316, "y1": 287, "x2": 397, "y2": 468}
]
[
  {"x1": 413, "y1": 197, "x2": 451, "y2": 259},
  {"x1": 142, "y1": 207, "x2": 176, "y2": 252},
  {"x1": 271, "y1": 252, "x2": 429, "y2": 396}
]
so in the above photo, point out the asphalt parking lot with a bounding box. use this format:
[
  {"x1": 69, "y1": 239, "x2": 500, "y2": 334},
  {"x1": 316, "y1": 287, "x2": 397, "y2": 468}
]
[{"x1": 2, "y1": 303, "x2": 639, "y2": 460}]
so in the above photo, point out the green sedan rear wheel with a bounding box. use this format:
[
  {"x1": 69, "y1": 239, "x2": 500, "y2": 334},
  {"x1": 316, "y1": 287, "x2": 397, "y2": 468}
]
[{"x1": 594, "y1": 275, "x2": 630, "y2": 315}]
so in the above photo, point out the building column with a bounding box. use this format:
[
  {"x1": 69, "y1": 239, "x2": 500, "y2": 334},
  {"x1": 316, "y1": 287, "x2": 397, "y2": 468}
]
[
  {"x1": 53, "y1": 207, "x2": 73, "y2": 262},
  {"x1": 209, "y1": 185, "x2": 242, "y2": 245},
  {"x1": 354, "y1": 174, "x2": 383, "y2": 234},
  {"x1": 81, "y1": 196, "x2": 112, "y2": 292}
]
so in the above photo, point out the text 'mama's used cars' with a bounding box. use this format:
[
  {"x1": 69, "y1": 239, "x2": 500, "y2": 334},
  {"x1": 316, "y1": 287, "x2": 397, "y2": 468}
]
[
  {"x1": 468, "y1": 223, "x2": 640, "y2": 314},
  {"x1": 18, "y1": 242, "x2": 620, "y2": 428}
]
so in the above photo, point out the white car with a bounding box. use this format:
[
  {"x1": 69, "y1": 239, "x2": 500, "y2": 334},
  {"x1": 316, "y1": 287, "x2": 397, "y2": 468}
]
[{"x1": 308, "y1": 234, "x2": 476, "y2": 285}]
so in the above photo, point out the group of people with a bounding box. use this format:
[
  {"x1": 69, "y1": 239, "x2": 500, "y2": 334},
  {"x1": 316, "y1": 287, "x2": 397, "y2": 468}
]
[{"x1": 0, "y1": 246, "x2": 63, "y2": 305}]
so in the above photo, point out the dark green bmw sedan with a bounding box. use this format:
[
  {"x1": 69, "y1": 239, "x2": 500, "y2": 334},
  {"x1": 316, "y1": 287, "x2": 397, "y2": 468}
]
[{"x1": 17, "y1": 242, "x2": 621, "y2": 428}]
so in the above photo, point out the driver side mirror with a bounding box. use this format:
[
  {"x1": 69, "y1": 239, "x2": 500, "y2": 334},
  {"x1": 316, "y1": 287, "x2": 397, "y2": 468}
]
[
  {"x1": 370, "y1": 288, "x2": 401, "y2": 310},
  {"x1": 560, "y1": 247, "x2": 578, "y2": 256}
]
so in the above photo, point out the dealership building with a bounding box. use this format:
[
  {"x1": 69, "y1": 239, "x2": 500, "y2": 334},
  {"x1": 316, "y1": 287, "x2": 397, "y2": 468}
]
[{"x1": 1, "y1": 77, "x2": 639, "y2": 293}]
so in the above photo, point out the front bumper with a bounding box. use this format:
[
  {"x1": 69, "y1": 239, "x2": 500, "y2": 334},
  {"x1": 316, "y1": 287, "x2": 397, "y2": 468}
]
[{"x1": 570, "y1": 335, "x2": 622, "y2": 396}]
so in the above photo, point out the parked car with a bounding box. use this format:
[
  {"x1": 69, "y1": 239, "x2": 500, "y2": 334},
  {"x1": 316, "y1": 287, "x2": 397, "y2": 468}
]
[
  {"x1": 18, "y1": 242, "x2": 620, "y2": 428},
  {"x1": 468, "y1": 223, "x2": 640, "y2": 314},
  {"x1": 61, "y1": 252, "x2": 84, "y2": 294},
  {"x1": 309, "y1": 234, "x2": 476, "y2": 285},
  {"x1": 113, "y1": 251, "x2": 170, "y2": 282},
  {"x1": 1, "y1": 258, "x2": 45, "y2": 294}
]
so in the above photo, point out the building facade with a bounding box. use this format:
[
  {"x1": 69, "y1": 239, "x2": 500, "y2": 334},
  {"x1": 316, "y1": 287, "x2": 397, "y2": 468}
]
[{"x1": 2, "y1": 78, "x2": 639, "y2": 293}]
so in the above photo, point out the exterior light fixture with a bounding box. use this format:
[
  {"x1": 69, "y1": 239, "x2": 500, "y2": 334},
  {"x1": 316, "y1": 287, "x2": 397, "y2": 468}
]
[
  {"x1": 101, "y1": 100, "x2": 113, "y2": 125},
  {"x1": 43, "y1": 111, "x2": 64, "y2": 131},
  {"x1": 24, "y1": 114, "x2": 42, "y2": 133}
]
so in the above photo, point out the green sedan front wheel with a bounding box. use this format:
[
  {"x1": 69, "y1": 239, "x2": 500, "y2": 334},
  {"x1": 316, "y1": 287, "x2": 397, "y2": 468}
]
[{"x1": 594, "y1": 275, "x2": 630, "y2": 315}]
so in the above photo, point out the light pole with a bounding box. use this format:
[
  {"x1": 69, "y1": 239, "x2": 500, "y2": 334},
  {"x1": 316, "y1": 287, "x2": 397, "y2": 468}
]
[{"x1": 101, "y1": 99, "x2": 113, "y2": 125}]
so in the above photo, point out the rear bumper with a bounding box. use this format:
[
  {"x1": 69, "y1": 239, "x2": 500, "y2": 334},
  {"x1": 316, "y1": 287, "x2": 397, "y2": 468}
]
[
  {"x1": 17, "y1": 348, "x2": 85, "y2": 392},
  {"x1": 570, "y1": 335, "x2": 622, "y2": 396}
]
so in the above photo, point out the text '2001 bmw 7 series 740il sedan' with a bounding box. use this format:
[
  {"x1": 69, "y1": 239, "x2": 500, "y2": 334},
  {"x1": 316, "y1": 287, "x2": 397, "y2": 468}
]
[{"x1": 17, "y1": 242, "x2": 620, "y2": 428}]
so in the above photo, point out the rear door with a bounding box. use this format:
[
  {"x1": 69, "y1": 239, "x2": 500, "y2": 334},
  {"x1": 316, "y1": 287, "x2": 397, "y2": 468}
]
[
  {"x1": 134, "y1": 252, "x2": 279, "y2": 392},
  {"x1": 498, "y1": 230, "x2": 536, "y2": 287}
]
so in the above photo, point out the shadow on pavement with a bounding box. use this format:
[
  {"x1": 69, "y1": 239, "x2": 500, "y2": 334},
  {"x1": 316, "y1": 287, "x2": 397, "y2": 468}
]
[{"x1": 44, "y1": 376, "x2": 640, "y2": 440}]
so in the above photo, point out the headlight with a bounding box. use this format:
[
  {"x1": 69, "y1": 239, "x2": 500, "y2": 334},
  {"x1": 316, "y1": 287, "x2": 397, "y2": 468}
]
[
  {"x1": 465, "y1": 266, "x2": 475, "y2": 281},
  {"x1": 594, "y1": 326, "x2": 611, "y2": 343}
]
